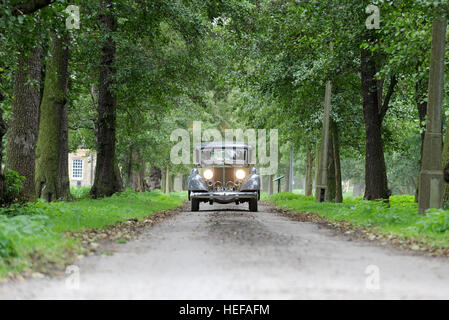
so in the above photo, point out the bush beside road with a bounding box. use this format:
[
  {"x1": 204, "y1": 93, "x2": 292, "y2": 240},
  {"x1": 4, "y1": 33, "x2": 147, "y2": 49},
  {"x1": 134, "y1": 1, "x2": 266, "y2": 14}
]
[
  {"x1": 265, "y1": 193, "x2": 449, "y2": 253},
  {"x1": 0, "y1": 190, "x2": 186, "y2": 279}
]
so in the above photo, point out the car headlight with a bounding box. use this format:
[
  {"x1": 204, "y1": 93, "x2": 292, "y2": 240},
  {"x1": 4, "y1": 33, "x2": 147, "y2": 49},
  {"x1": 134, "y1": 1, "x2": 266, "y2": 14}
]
[
  {"x1": 235, "y1": 169, "x2": 246, "y2": 180},
  {"x1": 203, "y1": 169, "x2": 213, "y2": 180}
]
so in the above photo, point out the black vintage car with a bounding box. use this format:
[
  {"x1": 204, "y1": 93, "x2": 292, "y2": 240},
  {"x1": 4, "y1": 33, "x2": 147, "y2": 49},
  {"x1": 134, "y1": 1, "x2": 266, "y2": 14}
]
[{"x1": 188, "y1": 142, "x2": 260, "y2": 212}]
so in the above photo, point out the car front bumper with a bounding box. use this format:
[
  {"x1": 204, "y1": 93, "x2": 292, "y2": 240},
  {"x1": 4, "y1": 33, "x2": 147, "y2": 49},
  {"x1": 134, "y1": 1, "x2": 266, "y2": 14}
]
[{"x1": 190, "y1": 191, "x2": 258, "y2": 204}]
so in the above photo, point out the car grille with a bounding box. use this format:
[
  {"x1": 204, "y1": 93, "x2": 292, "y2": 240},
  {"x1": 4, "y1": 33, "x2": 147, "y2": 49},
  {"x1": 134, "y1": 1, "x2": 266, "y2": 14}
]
[{"x1": 206, "y1": 167, "x2": 248, "y2": 191}]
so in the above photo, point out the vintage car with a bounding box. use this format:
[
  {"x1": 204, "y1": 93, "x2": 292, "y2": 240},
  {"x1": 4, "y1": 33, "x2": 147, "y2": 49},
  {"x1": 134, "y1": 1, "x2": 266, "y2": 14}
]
[{"x1": 188, "y1": 142, "x2": 260, "y2": 212}]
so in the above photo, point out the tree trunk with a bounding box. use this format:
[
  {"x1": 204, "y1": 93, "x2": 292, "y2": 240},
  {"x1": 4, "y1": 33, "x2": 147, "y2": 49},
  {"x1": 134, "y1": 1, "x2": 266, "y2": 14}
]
[
  {"x1": 284, "y1": 163, "x2": 290, "y2": 192},
  {"x1": 149, "y1": 166, "x2": 162, "y2": 190},
  {"x1": 91, "y1": 0, "x2": 122, "y2": 198},
  {"x1": 131, "y1": 153, "x2": 146, "y2": 192},
  {"x1": 164, "y1": 167, "x2": 170, "y2": 194},
  {"x1": 305, "y1": 145, "x2": 314, "y2": 196},
  {"x1": 58, "y1": 91, "x2": 71, "y2": 199},
  {"x1": 326, "y1": 124, "x2": 336, "y2": 202},
  {"x1": 361, "y1": 45, "x2": 390, "y2": 201},
  {"x1": 314, "y1": 143, "x2": 320, "y2": 197},
  {"x1": 6, "y1": 44, "x2": 42, "y2": 201},
  {"x1": 261, "y1": 175, "x2": 266, "y2": 192},
  {"x1": 170, "y1": 174, "x2": 174, "y2": 193},
  {"x1": 125, "y1": 145, "x2": 133, "y2": 189},
  {"x1": 35, "y1": 34, "x2": 70, "y2": 201},
  {"x1": 331, "y1": 120, "x2": 343, "y2": 203},
  {"x1": 182, "y1": 174, "x2": 187, "y2": 190},
  {"x1": 268, "y1": 174, "x2": 273, "y2": 195},
  {"x1": 415, "y1": 76, "x2": 428, "y2": 202},
  {"x1": 0, "y1": 80, "x2": 6, "y2": 204},
  {"x1": 288, "y1": 145, "x2": 294, "y2": 192}
]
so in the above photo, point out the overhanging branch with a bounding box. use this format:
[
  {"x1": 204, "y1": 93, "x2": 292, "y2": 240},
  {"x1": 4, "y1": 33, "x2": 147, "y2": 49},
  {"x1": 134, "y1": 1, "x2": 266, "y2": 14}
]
[{"x1": 11, "y1": 0, "x2": 55, "y2": 16}]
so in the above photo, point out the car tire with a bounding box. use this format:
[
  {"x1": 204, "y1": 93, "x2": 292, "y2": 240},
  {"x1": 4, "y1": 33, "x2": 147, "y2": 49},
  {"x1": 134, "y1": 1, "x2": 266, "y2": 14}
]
[
  {"x1": 249, "y1": 199, "x2": 258, "y2": 212},
  {"x1": 191, "y1": 199, "x2": 200, "y2": 212}
]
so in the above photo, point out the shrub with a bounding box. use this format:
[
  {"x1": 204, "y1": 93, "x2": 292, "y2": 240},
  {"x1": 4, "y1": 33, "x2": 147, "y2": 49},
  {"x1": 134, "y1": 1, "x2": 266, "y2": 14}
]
[
  {"x1": 70, "y1": 186, "x2": 91, "y2": 199},
  {"x1": 269, "y1": 192, "x2": 304, "y2": 201},
  {"x1": 417, "y1": 209, "x2": 449, "y2": 233},
  {"x1": 0, "y1": 237, "x2": 17, "y2": 259},
  {"x1": 1, "y1": 169, "x2": 25, "y2": 206}
]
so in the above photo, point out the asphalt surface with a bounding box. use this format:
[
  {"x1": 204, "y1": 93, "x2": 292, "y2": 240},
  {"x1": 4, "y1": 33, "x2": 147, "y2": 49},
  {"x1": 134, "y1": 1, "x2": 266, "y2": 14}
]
[{"x1": 1, "y1": 202, "x2": 449, "y2": 299}]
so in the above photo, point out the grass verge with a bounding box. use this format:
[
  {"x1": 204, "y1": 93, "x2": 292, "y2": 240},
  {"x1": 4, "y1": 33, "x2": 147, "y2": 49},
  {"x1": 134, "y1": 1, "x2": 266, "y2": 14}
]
[
  {"x1": 0, "y1": 189, "x2": 186, "y2": 279},
  {"x1": 264, "y1": 192, "x2": 449, "y2": 253}
]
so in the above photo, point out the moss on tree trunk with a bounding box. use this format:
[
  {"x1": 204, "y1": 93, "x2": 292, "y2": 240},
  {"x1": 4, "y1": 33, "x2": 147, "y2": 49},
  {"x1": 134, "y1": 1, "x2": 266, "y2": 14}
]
[{"x1": 35, "y1": 34, "x2": 70, "y2": 201}]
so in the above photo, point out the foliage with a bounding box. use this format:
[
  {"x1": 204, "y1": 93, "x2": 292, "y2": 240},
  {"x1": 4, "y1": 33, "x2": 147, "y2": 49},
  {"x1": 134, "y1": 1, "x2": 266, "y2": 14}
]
[
  {"x1": 2, "y1": 0, "x2": 449, "y2": 272},
  {"x1": 417, "y1": 209, "x2": 449, "y2": 233},
  {"x1": 0, "y1": 236, "x2": 16, "y2": 258},
  {"x1": 267, "y1": 193, "x2": 449, "y2": 247},
  {"x1": 2, "y1": 169, "x2": 25, "y2": 205},
  {"x1": 70, "y1": 186, "x2": 91, "y2": 200},
  {"x1": 0, "y1": 190, "x2": 185, "y2": 277}
]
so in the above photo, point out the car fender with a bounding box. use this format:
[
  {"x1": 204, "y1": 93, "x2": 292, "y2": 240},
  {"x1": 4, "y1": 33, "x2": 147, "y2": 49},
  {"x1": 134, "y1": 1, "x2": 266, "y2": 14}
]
[
  {"x1": 240, "y1": 173, "x2": 260, "y2": 191},
  {"x1": 188, "y1": 168, "x2": 208, "y2": 192}
]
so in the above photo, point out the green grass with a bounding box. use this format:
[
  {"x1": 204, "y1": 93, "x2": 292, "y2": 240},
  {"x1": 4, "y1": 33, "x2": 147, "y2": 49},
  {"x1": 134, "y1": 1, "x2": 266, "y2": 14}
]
[
  {"x1": 289, "y1": 189, "x2": 354, "y2": 199},
  {"x1": 0, "y1": 190, "x2": 186, "y2": 278},
  {"x1": 266, "y1": 192, "x2": 449, "y2": 248},
  {"x1": 70, "y1": 186, "x2": 91, "y2": 199}
]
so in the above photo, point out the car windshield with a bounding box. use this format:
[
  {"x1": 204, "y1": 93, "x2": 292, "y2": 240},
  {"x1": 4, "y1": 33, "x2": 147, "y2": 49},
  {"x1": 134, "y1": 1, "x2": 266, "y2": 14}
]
[{"x1": 201, "y1": 148, "x2": 246, "y2": 165}]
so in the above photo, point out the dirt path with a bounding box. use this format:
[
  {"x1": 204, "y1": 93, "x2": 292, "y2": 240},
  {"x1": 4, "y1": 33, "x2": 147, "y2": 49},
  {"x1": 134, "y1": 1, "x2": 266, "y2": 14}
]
[{"x1": 1, "y1": 202, "x2": 449, "y2": 299}]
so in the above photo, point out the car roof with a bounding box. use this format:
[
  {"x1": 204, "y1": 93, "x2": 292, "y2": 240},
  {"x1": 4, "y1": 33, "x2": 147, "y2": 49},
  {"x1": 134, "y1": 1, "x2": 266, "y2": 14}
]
[{"x1": 197, "y1": 142, "x2": 253, "y2": 150}]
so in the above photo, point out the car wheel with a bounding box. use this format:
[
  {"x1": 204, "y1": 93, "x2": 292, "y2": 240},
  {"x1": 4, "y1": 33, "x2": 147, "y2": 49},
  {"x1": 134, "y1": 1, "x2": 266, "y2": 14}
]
[
  {"x1": 191, "y1": 199, "x2": 200, "y2": 212},
  {"x1": 249, "y1": 199, "x2": 258, "y2": 212}
]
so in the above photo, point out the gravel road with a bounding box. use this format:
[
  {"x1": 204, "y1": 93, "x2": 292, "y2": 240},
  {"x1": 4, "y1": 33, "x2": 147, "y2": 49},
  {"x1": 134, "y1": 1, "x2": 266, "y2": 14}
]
[{"x1": 1, "y1": 202, "x2": 449, "y2": 299}]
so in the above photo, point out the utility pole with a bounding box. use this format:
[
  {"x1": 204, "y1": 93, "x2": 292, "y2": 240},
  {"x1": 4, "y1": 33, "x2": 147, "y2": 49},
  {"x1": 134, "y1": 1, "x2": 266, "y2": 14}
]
[
  {"x1": 315, "y1": 72, "x2": 332, "y2": 202},
  {"x1": 418, "y1": 15, "x2": 447, "y2": 214}
]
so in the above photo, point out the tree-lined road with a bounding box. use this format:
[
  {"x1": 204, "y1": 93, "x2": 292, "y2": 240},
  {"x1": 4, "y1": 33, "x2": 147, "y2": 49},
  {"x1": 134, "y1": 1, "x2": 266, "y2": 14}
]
[{"x1": 1, "y1": 203, "x2": 449, "y2": 299}]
